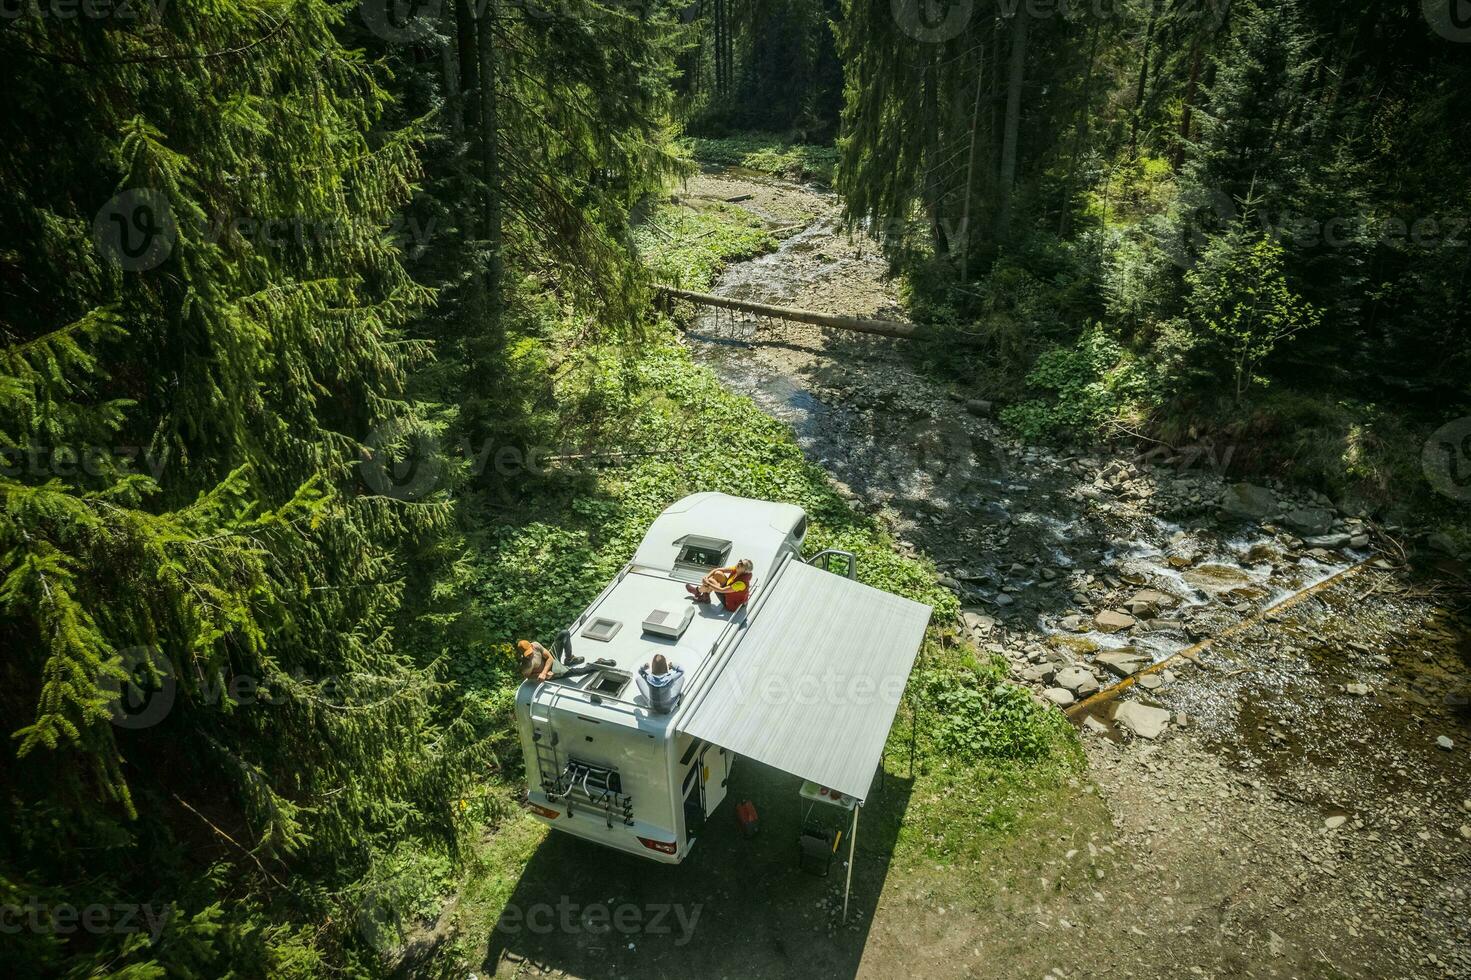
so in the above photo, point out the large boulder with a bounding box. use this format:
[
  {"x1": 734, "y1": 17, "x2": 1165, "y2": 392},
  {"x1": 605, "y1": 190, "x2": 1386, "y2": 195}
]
[
  {"x1": 1427, "y1": 532, "x2": 1466, "y2": 559},
  {"x1": 1055, "y1": 666, "x2": 1100, "y2": 696},
  {"x1": 1095, "y1": 650, "x2": 1151, "y2": 678},
  {"x1": 1221, "y1": 483, "x2": 1276, "y2": 520},
  {"x1": 1283, "y1": 507, "x2": 1334, "y2": 536},
  {"x1": 1018, "y1": 663, "x2": 1056, "y2": 684},
  {"x1": 1042, "y1": 687, "x2": 1076, "y2": 707},
  {"x1": 1124, "y1": 589, "x2": 1175, "y2": 618},
  {"x1": 1094, "y1": 609, "x2": 1137, "y2": 633},
  {"x1": 961, "y1": 609, "x2": 996, "y2": 634},
  {"x1": 1113, "y1": 701, "x2": 1172, "y2": 739}
]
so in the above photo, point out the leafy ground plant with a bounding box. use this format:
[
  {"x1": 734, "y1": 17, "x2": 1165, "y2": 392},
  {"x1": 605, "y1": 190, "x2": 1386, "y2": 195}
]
[{"x1": 682, "y1": 134, "x2": 838, "y2": 183}]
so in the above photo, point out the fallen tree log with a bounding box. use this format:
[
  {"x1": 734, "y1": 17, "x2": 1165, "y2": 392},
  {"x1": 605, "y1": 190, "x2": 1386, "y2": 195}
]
[{"x1": 656, "y1": 285, "x2": 923, "y2": 339}]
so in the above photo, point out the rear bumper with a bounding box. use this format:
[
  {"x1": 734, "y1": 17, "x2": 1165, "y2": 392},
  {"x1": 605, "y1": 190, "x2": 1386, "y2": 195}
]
[{"x1": 523, "y1": 797, "x2": 686, "y2": 865}]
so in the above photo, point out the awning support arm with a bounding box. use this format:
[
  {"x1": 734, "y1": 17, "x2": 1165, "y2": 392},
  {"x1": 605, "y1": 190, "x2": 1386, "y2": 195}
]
[{"x1": 843, "y1": 804, "x2": 859, "y2": 922}]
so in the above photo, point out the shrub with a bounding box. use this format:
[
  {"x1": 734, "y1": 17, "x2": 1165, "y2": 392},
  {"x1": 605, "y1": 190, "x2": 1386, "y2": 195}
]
[
  {"x1": 1183, "y1": 215, "x2": 1322, "y2": 402},
  {"x1": 1001, "y1": 325, "x2": 1153, "y2": 439},
  {"x1": 913, "y1": 667, "x2": 1061, "y2": 762}
]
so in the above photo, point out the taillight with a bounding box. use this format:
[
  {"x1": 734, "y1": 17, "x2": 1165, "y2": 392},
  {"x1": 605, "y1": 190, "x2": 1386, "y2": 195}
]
[
  {"x1": 524, "y1": 801, "x2": 560, "y2": 819},
  {"x1": 637, "y1": 836, "x2": 678, "y2": 855}
]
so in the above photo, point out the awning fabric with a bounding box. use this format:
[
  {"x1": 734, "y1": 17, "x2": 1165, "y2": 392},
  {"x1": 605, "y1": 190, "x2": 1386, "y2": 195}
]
[{"x1": 676, "y1": 560, "x2": 932, "y2": 802}]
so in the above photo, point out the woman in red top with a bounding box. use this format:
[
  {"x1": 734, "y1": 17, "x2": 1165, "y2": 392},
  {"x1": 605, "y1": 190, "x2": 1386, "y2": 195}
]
[{"x1": 686, "y1": 558, "x2": 753, "y2": 611}]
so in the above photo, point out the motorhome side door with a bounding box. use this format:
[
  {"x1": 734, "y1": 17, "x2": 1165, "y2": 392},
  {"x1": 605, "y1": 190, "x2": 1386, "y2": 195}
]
[{"x1": 699, "y1": 744, "x2": 730, "y2": 814}]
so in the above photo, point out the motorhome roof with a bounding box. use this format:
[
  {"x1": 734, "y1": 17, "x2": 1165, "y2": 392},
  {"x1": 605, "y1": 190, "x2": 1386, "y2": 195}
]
[
  {"x1": 631, "y1": 492, "x2": 804, "y2": 574},
  {"x1": 562, "y1": 567, "x2": 734, "y2": 679},
  {"x1": 544, "y1": 493, "x2": 806, "y2": 707}
]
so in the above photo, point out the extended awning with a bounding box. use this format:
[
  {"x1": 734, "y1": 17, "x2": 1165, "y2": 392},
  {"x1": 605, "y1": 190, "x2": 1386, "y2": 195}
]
[{"x1": 676, "y1": 558, "x2": 932, "y2": 802}]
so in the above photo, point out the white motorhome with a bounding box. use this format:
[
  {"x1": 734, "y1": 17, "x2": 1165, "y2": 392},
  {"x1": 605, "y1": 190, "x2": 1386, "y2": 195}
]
[{"x1": 515, "y1": 492, "x2": 931, "y2": 865}]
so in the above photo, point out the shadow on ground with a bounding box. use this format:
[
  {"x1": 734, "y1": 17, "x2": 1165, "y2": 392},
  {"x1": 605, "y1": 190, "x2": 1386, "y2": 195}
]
[{"x1": 482, "y1": 759, "x2": 914, "y2": 979}]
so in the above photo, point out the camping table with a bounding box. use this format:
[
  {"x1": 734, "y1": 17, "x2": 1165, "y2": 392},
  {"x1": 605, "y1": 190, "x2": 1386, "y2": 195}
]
[{"x1": 799, "y1": 780, "x2": 860, "y2": 920}]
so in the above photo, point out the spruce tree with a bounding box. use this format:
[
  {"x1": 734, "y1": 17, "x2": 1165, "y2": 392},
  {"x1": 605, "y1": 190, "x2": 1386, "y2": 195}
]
[{"x1": 0, "y1": 0, "x2": 485, "y2": 971}]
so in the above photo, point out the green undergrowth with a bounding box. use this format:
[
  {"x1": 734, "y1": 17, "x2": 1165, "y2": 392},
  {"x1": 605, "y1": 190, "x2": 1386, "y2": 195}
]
[
  {"x1": 632, "y1": 199, "x2": 775, "y2": 290},
  {"x1": 682, "y1": 133, "x2": 837, "y2": 184}
]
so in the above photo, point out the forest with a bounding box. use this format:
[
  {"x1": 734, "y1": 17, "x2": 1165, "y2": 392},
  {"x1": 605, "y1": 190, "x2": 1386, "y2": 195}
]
[{"x1": 1, "y1": 0, "x2": 1467, "y2": 977}]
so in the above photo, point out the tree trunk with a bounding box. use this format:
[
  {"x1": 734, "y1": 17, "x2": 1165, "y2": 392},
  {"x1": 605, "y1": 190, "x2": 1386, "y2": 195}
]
[
  {"x1": 477, "y1": 0, "x2": 501, "y2": 317},
  {"x1": 725, "y1": 0, "x2": 735, "y2": 94},
  {"x1": 988, "y1": 18, "x2": 1001, "y2": 189},
  {"x1": 1171, "y1": 37, "x2": 1203, "y2": 170},
  {"x1": 658, "y1": 286, "x2": 923, "y2": 338},
  {"x1": 959, "y1": 44, "x2": 987, "y2": 281},
  {"x1": 922, "y1": 50, "x2": 948, "y2": 256},
  {"x1": 996, "y1": 8, "x2": 1029, "y2": 240},
  {"x1": 1059, "y1": 22, "x2": 1100, "y2": 236},
  {"x1": 1129, "y1": 3, "x2": 1159, "y2": 156},
  {"x1": 713, "y1": 0, "x2": 723, "y2": 95},
  {"x1": 454, "y1": 0, "x2": 479, "y2": 132}
]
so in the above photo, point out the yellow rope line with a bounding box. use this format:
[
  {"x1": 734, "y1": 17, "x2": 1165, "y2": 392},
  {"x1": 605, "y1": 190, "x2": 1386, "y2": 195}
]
[{"x1": 1064, "y1": 556, "x2": 1378, "y2": 722}]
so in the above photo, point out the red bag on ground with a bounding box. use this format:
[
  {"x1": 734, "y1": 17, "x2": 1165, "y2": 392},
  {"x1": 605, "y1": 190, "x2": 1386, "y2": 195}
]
[{"x1": 735, "y1": 800, "x2": 759, "y2": 837}]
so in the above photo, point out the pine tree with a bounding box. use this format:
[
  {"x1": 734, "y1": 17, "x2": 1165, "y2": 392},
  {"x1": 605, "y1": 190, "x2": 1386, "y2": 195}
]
[{"x1": 0, "y1": 0, "x2": 487, "y2": 971}]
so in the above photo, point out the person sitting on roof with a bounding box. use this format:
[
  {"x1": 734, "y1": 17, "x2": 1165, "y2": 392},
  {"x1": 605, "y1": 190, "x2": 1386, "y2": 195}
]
[
  {"x1": 518, "y1": 639, "x2": 596, "y2": 684},
  {"x1": 686, "y1": 558, "x2": 753, "y2": 611},
  {"x1": 637, "y1": 653, "x2": 686, "y2": 714}
]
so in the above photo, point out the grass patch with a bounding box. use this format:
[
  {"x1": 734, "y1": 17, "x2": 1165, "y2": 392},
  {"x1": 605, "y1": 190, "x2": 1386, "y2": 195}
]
[
  {"x1": 681, "y1": 133, "x2": 838, "y2": 184},
  {"x1": 632, "y1": 199, "x2": 775, "y2": 290}
]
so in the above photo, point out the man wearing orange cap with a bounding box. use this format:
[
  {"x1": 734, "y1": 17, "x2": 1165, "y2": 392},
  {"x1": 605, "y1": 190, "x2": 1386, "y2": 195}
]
[{"x1": 517, "y1": 639, "x2": 597, "y2": 684}]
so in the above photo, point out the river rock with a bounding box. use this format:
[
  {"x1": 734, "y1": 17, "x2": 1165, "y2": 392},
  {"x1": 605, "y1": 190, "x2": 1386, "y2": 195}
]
[
  {"x1": 1095, "y1": 650, "x2": 1151, "y2": 678},
  {"x1": 965, "y1": 399, "x2": 993, "y2": 417},
  {"x1": 1345, "y1": 682, "x2": 1371, "y2": 696},
  {"x1": 1283, "y1": 507, "x2": 1335, "y2": 536},
  {"x1": 1095, "y1": 609, "x2": 1137, "y2": 633},
  {"x1": 1427, "y1": 532, "x2": 1464, "y2": 558},
  {"x1": 1055, "y1": 666, "x2": 1100, "y2": 696},
  {"x1": 1304, "y1": 532, "x2": 1352, "y2": 550},
  {"x1": 1221, "y1": 483, "x2": 1276, "y2": 519},
  {"x1": 1137, "y1": 673, "x2": 1164, "y2": 690},
  {"x1": 1019, "y1": 663, "x2": 1055, "y2": 684},
  {"x1": 1113, "y1": 701, "x2": 1171, "y2": 739},
  {"x1": 1125, "y1": 589, "x2": 1174, "y2": 617},
  {"x1": 1043, "y1": 687, "x2": 1076, "y2": 707},
  {"x1": 1437, "y1": 735, "x2": 1455, "y2": 751},
  {"x1": 1325, "y1": 815, "x2": 1348, "y2": 830},
  {"x1": 962, "y1": 609, "x2": 996, "y2": 634}
]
